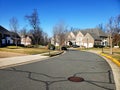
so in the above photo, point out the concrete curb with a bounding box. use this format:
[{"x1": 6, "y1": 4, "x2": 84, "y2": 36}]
[
  {"x1": 0, "y1": 51, "x2": 65, "y2": 69},
  {"x1": 84, "y1": 50, "x2": 120, "y2": 90},
  {"x1": 100, "y1": 55, "x2": 120, "y2": 90},
  {"x1": 100, "y1": 53, "x2": 120, "y2": 67},
  {"x1": 0, "y1": 55, "x2": 49, "y2": 69}
]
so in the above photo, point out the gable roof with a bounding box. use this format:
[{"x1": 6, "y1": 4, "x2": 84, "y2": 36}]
[
  {"x1": 72, "y1": 31, "x2": 79, "y2": 36},
  {"x1": 0, "y1": 25, "x2": 20, "y2": 38},
  {"x1": 80, "y1": 28, "x2": 107, "y2": 40},
  {"x1": 0, "y1": 25, "x2": 10, "y2": 35}
]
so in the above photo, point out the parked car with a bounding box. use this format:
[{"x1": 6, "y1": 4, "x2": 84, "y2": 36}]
[
  {"x1": 61, "y1": 46, "x2": 67, "y2": 50},
  {"x1": 72, "y1": 45, "x2": 80, "y2": 48}
]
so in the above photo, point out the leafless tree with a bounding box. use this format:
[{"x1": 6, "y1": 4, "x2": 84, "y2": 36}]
[
  {"x1": 114, "y1": 15, "x2": 120, "y2": 33},
  {"x1": 105, "y1": 15, "x2": 120, "y2": 53},
  {"x1": 96, "y1": 23, "x2": 105, "y2": 32},
  {"x1": 25, "y1": 9, "x2": 42, "y2": 46},
  {"x1": 106, "y1": 17, "x2": 114, "y2": 54},
  {"x1": 52, "y1": 21, "x2": 68, "y2": 49},
  {"x1": 29, "y1": 27, "x2": 43, "y2": 45},
  {"x1": 113, "y1": 15, "x2": 120, "y2": 46},
  {"x1": 113, "y1": 34, "x2": 120, "y2": 46},
  {"x1": 20, "y1": 27, "x2": 27, "y2": 36},
  {"x1": 53, "y1": 26, "x2": 58, "y2": 45},
  {"x1": 9, "y1": 17, "x2": 19, "y2": 47},
  {"x1": 42, "y1": 32, "x2": 49, "y2": 45}
]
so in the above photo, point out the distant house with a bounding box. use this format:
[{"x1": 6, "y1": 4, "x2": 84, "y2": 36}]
[
  {"x1": 80, "y1": 29, "x2": 108, "y2": 48},
  {"x1": 82, "y1": 33, "x2": 95, "y2": 48},
  {"x1": 51, "y1": 36, "x2": 60, "y2": 46},
  {"x1": 0, "y1": 25, "x2": 21, "y2": 47},
  {"x1": 21, "y1": 35, "x2": 32, "y2": 46},
  {"x1": 66, "y1": 32, "x2": 76, "y2": 45},
  {"x1": 76, "y1": 31, "x2": 84, "y2": 46},
  {"x1": 51, "y1": 28, "x2": 108, "y2": 48}
]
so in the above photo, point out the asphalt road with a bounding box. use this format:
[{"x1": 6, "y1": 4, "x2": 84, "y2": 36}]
[{"x1": 0, "y1": 50, "x2": 115, "y2": 90}]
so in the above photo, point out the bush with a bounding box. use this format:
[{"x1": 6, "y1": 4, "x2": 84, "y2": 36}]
[
  {"x1": 69, "y1": 41, "x2": 73, "y2": 46},
  {"x1": 61, "y1": 46, "x2": 67, "y2": 50},
  {"x1": 65, "y1": 45, "x2": 70, "y2": 48},
  {"x1": 19, "y1": 44, "x2": 25, "y2": 47},
  {"x1": 26, "y1": 45, "x2": 34, "y2": 48},
  {"x1": 72, "y1": 45, "x2": 80, "y2": 48},
  {"x1": 94, "y1": 45, "x2": 104, "y2": 48},
  {"x1": 48, "y1": 44, "x2": 55, "y2": 50},
  {"x1": 118, "y1": 42, "x2": 120, "y2": 48}
]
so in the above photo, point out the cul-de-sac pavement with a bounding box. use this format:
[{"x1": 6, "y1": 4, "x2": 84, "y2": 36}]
[{"x1": 0, "y1": 50, "x2": 115, "y2": 90}]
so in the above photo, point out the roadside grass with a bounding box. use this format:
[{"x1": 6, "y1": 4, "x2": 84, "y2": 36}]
[
  {"x1": 0, "y1": 46, "x2": 50, "y2": 55},
  {"x1": 78, "y1": 47, "x2": 120, "y2": 61}
]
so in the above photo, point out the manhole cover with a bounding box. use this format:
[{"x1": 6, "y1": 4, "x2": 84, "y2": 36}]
[{"x1": 68, "y1": 76, "x2": 84, "y2": 82}]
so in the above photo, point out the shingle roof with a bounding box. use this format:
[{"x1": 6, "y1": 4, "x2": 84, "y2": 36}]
[
  {"x1": 0, "y1": 25, "x2": 20, "y2": 38},
  {"x1": 73, "y1": 31, "x2": 79, "y2": 36},
  {"x1": 10, "y1": 32, "x2": 20, "y2": 38},
  {"x1": 80, "y1": 28, "x2": 107, "y2": 40},
  {"x1": 0, "y1": 25, "x2": 10, "y2": 35}
]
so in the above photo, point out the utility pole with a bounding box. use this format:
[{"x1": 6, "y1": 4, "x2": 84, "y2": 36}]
[{"x1": 110, "y1": 33, "x2": 113, "y2": 54}]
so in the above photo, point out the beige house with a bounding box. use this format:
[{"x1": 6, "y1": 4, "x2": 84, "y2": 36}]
[
  {"x1": 76, "y1": 31, "x2": 84, "y2": 46},
  {"x1": 51, "y1": 28, "x2": 108, "y2": 48},
  {"x1": 66, "y1": 32, "x2": 76, "y2": 45},
  {"x1": 81, "y1": 29, "x2": 107, "y2": 48},
  {"x1": 83, "y1": 33, "x2": 94, "y2": 48}
]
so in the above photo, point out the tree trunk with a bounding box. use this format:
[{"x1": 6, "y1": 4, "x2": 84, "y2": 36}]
[{"x1": 110, "y1": 34, "x2": 113, "y2": 54}]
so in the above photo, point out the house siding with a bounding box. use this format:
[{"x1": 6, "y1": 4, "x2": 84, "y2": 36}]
[
  {"x1": 76, "y1": 31, "x2": 84, "y2": 46},
  {"x1": 0, "y1": 25, "x2": 21, "y2": 47},
  {"x1": 21, "y1": 36, "x2": 32, "y2": 46},
  {"x1": 66, "y1": 32, "x2": 76, "y2": 45},
  {"x1": 51, "y1": 29, "x2": 108, "y2": 48},
  {"x1": 83, "y1": 33, "x2": 94, "y2": 48}
]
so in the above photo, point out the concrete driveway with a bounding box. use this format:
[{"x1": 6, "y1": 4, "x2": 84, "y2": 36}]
[{"x1": 0, "y1": 50, "x2": 115, "y2": 90}]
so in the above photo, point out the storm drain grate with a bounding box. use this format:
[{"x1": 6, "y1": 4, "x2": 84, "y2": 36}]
[{"x1": 68, "y1": 76, "x2": 84, "y2": 82}]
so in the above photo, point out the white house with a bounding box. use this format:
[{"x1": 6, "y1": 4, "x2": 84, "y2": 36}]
[{"x1": 21, "y1": 35, "x2": 32, "y2": 46}]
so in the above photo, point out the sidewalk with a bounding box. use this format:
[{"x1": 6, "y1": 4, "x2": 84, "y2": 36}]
[
  {"x1": 0, "y1": 53, "x2": 49, "y2": 69},
  {"x1": 86, "y1": 50, "x2": 120, "y2": 90}
]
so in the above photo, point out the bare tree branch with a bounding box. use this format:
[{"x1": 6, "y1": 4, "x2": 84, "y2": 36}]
[{"x1": 9, "y1": 17, "x2": 19, "y2": 47}]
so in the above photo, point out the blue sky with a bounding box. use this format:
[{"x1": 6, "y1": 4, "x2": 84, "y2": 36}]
[{"x1": 0, "y1": 0, "x2": 120, "y2": 36}]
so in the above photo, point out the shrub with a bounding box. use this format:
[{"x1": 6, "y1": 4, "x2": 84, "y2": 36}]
[
  {"x1": 94, "y1": 45, "x2": 104, "y2": 48},
  {"x1": 55, "y1": 46, "x2": 60, "y2": 50},
  {"x1": 26, "y1": 45, "x2": 34, "y2": 48},
  {"x1": 65, "y1": 45, "x2": 70, "y2": 48},
  {"x1": 118, "y1": 42, "x2": 120, "y2": 48},
  {"x1": 48, "y1": 44, "x2": 55, "y2": 50},
  {"x1": 61, "y1": 46, "x2": 67, "y2": 50}
]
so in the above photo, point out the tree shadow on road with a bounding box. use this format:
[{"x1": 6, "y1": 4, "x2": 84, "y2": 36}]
[{"x1": 0, "y1": 68, "x2": 115, "y2": 90}]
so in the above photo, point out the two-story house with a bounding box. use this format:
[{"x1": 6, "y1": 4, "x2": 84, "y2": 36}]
[
  {"x1": 0, "y1": 25, "x2": 21, "y2": 47},
  {"x1": 81, "y1": 29, "x2": 107, "y2": 48},
  {"x1": 51, "y1": 28, "x2": 108, "y2": 48},
  {"x1": 21, "y1": 35, "x2": 33, "y2": 46}
]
